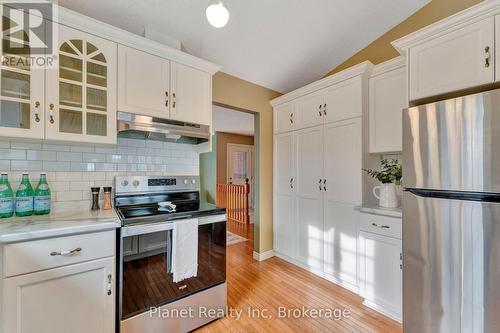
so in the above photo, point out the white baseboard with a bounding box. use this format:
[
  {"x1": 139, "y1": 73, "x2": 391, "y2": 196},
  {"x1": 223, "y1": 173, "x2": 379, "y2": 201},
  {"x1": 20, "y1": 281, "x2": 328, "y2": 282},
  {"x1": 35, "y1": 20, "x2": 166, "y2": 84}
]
[{"x1": 253, "y1": 250, "x2": 274, "y2": 261}]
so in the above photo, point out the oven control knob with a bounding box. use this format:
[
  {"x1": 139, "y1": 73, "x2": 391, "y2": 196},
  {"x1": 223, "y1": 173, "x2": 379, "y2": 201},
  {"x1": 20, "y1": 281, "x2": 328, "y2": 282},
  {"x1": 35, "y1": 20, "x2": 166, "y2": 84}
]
[
  {"x1": 191, "y1": 179, "x2": 196, "y2": 185},
  {"x1": 183, "y1": 179, "x2": 188, "y2": 185},
  {"x1": 133, "y1": 180, "x2": 140, "y2": 187},
  {"x1": 121, "y1": 180, "x2": 129, "y2": 187}
]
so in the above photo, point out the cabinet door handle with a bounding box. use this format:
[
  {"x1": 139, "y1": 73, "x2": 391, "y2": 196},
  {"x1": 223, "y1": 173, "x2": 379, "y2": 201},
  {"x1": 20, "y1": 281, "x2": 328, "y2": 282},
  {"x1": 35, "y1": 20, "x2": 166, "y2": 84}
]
[
  {"x1": 318, "y1": 105, "x2": 322, "y2": 117},
  {"x1": 107, "y1": 274, "x2": 113, "y2": 295},
  {"x1": 290, "y1": 113, "x2": 294, "y2": 124},
  {"x1": 371, "y1": 223, "x2": 390, "y2": 229},
  {"x1": 319, "y1": 178, "x2": 322, "y2": 191},
  {"x1": 50, "y1": 247, "x2": 82, "y2": 256},
  {"x1": 323, "y1": 103, "x2": 327, "y2": 116},
  {"x1": 172, "y1": 93, "x2": 176, "y2": 108},
  {"x1": 323, "y1": 178, "x2": 327, "y2": 191},
  {"x1": 178, "y1": 284, "x2": 187, "y2": 290},
  {"x1": 165, "y1": 91, "x2": 169, "y2": 107},
  {"x1": 33, "y1": 101, "x2": 40, "y2": 122},
  {"x1": 290, "y1": 178, "x2": 293, "y2": 189},
  {"x1": 485, "y1": 46, "x2": 491, "y2": 68},
  {"x1": 48, "y1": 103, "x2": 55, "y2": 124}
]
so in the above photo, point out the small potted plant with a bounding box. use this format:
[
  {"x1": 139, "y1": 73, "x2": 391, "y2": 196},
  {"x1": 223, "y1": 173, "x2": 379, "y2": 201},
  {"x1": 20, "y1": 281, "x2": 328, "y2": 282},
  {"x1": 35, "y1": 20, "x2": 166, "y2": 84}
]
[{"x1": 363, "y1": 159, "x2": 402, "y2": 208}]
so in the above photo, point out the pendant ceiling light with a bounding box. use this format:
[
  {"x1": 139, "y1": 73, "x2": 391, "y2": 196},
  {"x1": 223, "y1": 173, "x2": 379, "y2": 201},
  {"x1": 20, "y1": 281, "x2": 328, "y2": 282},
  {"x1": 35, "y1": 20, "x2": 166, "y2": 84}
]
[{"x1": 206, "y1": 1, "x2": 229, "y2": 28}]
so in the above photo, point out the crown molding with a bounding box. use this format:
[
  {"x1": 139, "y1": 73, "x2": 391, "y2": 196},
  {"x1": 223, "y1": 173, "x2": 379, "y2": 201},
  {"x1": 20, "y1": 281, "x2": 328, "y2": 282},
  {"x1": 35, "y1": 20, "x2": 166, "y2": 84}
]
[
  {"x1": 370, "y1": 56, "x2": 405, "y2": 77},
  {"x1": 392, "y1": 0, "x2": 500, "y2": 56},
  {"x1": 270, "y1": 61, "x2": 373, "y2": 107},
  {"x1": 31, "y1": 4, "x2": 222, "y2": 74}
]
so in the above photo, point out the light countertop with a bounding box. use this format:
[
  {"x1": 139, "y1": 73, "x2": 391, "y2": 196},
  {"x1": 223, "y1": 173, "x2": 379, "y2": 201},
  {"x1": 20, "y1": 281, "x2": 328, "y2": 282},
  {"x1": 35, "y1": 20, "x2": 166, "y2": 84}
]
[
  {"x1": 356, "y1": 205, "x2": 402, "y2": 218},
  {"x1": 0, "y1": 202, "x2": 121, "y2": 244}
]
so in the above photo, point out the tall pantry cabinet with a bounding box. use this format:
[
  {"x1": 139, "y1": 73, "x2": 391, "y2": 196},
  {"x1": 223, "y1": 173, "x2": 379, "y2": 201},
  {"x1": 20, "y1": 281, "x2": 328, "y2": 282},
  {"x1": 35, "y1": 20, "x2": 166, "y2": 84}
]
[{"x1": 272, "y1": 62, "x2": 371, "y2": 292}]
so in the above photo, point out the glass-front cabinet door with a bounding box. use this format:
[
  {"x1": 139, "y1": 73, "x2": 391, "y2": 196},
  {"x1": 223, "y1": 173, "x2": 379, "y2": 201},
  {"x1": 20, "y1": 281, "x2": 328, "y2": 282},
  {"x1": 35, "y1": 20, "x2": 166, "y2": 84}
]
[
  {"x1": 46, "y1": 25, "x2": 116, "y2": 144},
  {"x1": 0, "y1": 11, "x2": 44, "y2": 138}
]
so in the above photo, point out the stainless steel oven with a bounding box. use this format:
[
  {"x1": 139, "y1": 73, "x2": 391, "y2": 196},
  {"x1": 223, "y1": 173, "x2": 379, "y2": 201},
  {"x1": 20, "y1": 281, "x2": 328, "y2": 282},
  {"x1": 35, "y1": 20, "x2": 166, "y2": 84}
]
[{"x1": 114, "y1": 176, "x2": 227, "y2": 333}]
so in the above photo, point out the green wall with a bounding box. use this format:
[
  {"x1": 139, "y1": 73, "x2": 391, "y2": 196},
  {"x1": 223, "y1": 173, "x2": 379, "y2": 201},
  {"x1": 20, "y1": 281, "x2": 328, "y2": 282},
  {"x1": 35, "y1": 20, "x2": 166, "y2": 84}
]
[{"x1": 199, "y1": 134, "x2": 217, "y2": 204}]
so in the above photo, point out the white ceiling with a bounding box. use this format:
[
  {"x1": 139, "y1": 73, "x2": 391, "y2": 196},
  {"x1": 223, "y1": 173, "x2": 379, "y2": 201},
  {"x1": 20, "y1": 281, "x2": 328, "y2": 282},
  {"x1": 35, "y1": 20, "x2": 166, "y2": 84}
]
[
  {"x1": 57, "y1": 0, "x2": 428, "y2": 93},
  {"x1": 212, "y1": 105, "x2": 254, "y2": 136}
]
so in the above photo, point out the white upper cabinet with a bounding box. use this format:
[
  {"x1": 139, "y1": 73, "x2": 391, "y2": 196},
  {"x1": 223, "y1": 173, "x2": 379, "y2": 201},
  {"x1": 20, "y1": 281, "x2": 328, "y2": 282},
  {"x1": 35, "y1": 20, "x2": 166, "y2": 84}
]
[
  {"x1": 46, "y1": 25, "x2": 117, "y2": 144},
  {"x1": 117, "y1": 45, "x2": 170, "y2": 118},
  {"x1": 323, "y1": 118, "x2": 362, "y2": 205},
  {"x1": 170, "y1": 62, "x2": 211, "y2": 126},
  {"x1": 323, "y1": 76, "x2": 363, "y2": 123},
  {"x1": 0, "y1": 12, "x2": 45, "y2": 139},
  {"x1": 295, "y1": 91, "x2": 323, "y2": 130},
  {"x1": 369, "y1": 59, "x2": 406, "y2": 153},
  {"x1": 407, "y1": 17, "x2": 494, "y2": 101},
  {"x1": 274, "y1": 101, "x2": 295, "y2": 134},
  {"x1": 118, "y1": 46, "x2": 212, "y2": 126}
]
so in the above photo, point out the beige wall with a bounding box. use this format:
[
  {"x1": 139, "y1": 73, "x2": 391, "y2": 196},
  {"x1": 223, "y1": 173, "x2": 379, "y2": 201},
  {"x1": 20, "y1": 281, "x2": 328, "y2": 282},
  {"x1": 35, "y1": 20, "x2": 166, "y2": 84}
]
[
  {"x1": 325, "y1": 0, "x2": 482, "y2": 76},
  {"x1": 216, "y1": 132, "x2": 254, "y2": 185},
  {"x1": 213, "y1": 72, "x2": 281, "y2": 253}
]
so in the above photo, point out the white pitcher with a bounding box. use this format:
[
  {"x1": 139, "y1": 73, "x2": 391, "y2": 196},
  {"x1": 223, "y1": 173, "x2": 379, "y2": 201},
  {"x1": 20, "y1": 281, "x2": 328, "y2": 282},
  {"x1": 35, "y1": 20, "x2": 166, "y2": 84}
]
[{"x1": 373, "y1": 183, "x2": 399, "y2": 208}]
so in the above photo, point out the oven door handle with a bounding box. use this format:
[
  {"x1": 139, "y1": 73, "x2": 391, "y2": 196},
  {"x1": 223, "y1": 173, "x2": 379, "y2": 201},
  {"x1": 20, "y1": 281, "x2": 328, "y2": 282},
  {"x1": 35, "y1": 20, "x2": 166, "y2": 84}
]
[{"x1": 121, "y1": 222, "x2": 175, "y2": 237}]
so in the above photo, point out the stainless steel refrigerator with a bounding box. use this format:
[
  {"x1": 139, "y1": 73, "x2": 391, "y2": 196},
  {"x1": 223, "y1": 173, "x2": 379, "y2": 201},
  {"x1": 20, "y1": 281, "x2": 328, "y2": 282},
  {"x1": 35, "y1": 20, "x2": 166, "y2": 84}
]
[{"x1": 402, "y1": 89, "x2": 500, "y2": 333}]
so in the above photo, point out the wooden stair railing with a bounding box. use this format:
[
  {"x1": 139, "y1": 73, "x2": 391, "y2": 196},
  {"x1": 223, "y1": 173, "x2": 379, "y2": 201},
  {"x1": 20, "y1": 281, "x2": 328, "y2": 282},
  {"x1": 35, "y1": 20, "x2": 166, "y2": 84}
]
[{"x1": 216, "y1": 178, "x2": 250, "y2": 224}]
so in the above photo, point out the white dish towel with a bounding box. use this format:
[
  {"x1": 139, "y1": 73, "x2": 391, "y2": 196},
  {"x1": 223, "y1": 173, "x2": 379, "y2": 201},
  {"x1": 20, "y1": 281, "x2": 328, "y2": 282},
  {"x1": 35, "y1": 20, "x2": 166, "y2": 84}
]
[{"x1": 172, "y1": 218, "x2": 198, "y2": 283}]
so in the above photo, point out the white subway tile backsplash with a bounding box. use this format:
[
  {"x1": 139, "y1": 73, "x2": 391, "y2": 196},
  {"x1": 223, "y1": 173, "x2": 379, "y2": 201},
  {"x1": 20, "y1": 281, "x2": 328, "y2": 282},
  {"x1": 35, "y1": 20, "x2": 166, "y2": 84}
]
[
  {"x1": 70, "y1": 144, "x2": 94, "y2": 153},
  {"x1": 43, "y1": 161, "x2": 71, "y2": 171},
  {"x1": 11, "y1": 160, "x2": 42, "y2": 171},
  {"x1": 0, "y1": 149, "x2": 26, "y2": 160},
  {"x1": 11, "y1": 141, "x2": 42, "y2": 150},
  {"x1": 57, "y1": 151, "x2": 83, "y2": 162},
  {"x1": 27, "y1": 150, "x2": 57, "y2": 161},
  {"x1": 43, "y1": 143, "x2": 70, "y2": 151},
  {"x1": 0, "y1": 160, "x2": 10, "y2": 170},
  {"x1": 0, "y1": 138, "x2": 199, "y2": 203},
  {"x1": 82, "y1": 153, "x2": 106, "y2": 163},
  {"x1": 56, "y1": 191, "x2": 83, "y2": 202}
]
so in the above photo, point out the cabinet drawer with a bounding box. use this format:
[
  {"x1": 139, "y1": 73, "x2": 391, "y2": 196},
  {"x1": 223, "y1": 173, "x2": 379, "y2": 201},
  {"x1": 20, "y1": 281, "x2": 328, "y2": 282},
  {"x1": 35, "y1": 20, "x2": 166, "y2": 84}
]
[
  {"x1": 3, "y1": 231, "x2": 115, "y2": 278},
  {"x1": 359, "y1": 213, "x2": 401, "y2": 239}
]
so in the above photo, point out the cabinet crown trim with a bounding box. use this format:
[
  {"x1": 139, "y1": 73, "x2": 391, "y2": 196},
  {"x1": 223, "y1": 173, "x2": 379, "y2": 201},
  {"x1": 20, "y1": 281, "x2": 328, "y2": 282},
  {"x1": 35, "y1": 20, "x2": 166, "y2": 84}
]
[
  {"x1": 31, "y1": 4, "x2": 221, "y2": 74},
  {"x1": 370, "y1": 56, "x2": 405, "y2": 77},
  {"x1": 392, "y1": 1, "x2": 500, "y2": 55},
  {"x1": 270, "y1": 61, "x2": 373, "y2": 107}
]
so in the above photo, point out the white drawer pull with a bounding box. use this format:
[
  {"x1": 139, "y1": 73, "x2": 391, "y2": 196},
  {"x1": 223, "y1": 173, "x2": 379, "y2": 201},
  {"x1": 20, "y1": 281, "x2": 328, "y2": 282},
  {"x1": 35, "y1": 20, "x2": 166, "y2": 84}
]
[
  {"x1": 371, "y1": 223, "x2": 390, "y2": 229},
  {"x1": 50, "y1": 247, "x2": 82, "y2": 257},
  {"x1": 178, "y1": 285, "x2": 187, "y2": 290}
]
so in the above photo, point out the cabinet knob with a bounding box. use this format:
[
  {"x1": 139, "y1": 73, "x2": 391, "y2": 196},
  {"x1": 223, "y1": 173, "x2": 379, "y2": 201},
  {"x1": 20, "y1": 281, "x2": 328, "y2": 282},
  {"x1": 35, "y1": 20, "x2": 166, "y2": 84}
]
[
  {"x1": 318, "y1": 105, "x2": 322, "y2": 116},
  {"x1": 49, "y1": 103, "x2": 55, "y2": 124},
  {"x1": 290, "y1": 113, "x2": 294, "y2": 124},
  {"x1": 165, "y1": 91, "x2": 169, "y2": 107},
  {"x1": 323, "y1": 104, "x2": 327, "y2": 116},
  {"x1": 33, "y1": 101, "x2": 40, "y2": 123},
  {"x1": 172, "y1": 93, "x2": 176, "y2": 108},
  {"x1": 485, "y1": 46, "x2": 491, "y2": 68}
]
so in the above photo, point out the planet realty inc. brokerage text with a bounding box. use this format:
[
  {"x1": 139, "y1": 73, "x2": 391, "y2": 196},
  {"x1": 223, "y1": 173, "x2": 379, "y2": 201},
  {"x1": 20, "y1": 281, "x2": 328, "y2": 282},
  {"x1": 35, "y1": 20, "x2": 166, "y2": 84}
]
[{"x1": 150, "y1": 306, "x2": 351, "y2": 321}]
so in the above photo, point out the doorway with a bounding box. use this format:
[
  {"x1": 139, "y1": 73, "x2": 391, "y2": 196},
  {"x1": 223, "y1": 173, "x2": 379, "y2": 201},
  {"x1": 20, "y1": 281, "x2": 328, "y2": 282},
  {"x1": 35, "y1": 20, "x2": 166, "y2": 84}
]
[{"x1": 227, "y1": 143, "x2": 254, "y2": 210}]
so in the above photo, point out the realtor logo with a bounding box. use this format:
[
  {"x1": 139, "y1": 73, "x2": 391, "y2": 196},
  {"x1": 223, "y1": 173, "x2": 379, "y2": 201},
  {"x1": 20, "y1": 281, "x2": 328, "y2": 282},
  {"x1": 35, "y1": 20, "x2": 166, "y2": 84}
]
[{"x1": 1, "y1": 1, "x2": 57, "y2": 67}]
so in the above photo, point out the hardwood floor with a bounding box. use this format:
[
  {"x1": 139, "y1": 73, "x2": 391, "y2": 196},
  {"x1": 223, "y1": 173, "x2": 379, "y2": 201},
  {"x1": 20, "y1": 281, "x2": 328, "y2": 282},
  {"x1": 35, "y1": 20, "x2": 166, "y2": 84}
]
[{"x1": 196, "y1": 222, "x2": 402, "y2": 333}]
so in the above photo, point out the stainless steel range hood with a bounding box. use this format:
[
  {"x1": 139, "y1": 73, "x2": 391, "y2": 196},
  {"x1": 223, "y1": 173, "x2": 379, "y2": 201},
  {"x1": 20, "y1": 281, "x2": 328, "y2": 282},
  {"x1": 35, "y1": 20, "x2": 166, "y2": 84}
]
[{"x1": 117, "y1": 112, "x2": 210, "y2": 144}]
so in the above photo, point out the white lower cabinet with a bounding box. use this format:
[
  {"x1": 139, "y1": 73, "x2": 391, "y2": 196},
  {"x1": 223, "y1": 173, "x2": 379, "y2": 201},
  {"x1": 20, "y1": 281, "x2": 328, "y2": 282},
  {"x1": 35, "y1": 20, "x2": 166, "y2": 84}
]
[
  {"x1": 1, "y1": 231, "x2": 116, "y2": 333},
  {"x1": 358, "y1": 213, "x2": 402, "y2": 322},
  {"x1": 324, "y1": 202, "x2": 359, "y2": 291}
]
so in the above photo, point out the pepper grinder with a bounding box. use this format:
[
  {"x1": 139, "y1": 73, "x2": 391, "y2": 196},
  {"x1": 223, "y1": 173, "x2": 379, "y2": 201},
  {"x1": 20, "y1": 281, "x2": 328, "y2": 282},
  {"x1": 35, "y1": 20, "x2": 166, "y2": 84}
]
[
  {"x1": 91, "y1": 187, "x2": 100, "y2": 210},
  {"x1": 103, "y1": 187, "x2": 112, "y2": 210}
]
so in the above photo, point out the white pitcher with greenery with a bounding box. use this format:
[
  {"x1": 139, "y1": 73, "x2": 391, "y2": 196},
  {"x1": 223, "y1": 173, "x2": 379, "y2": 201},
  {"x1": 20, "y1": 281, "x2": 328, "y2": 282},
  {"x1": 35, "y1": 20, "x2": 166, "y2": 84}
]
[{"x1": 364, "y1": 159, "x2": 402, "y2": 208}]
